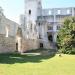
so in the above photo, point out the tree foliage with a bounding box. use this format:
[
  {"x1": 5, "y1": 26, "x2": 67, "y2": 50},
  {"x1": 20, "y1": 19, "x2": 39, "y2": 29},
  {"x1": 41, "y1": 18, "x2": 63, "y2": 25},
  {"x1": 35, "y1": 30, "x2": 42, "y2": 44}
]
[{"x1": 57, "y1": 17, "x2": 75, "y2": 54}]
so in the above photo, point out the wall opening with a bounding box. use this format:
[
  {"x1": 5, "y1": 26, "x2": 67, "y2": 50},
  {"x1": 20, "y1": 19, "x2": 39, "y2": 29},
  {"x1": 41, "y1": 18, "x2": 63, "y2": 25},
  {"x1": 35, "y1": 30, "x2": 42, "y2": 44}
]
[
  {"x1": 48, "y1": 35, "x2": 53, "y2": 42},
  {"x1": 29, "y1": 10, "x2": 31, "y2": 15},
  {"x1": 39, "y1": 22, "x2": 40, "y2": 26},
  {"x1": 16, "y1": 43, "x2": 18, "y2": 51},
  {"x1": 47, "y1": 32, "x2": 53, "y2": 42},
  {"x1": 40, "y1": 43, "x2": 43, "y2": 48},
  {"x1": 17, "y1": 37, "x2": 22, "y2": 52}
]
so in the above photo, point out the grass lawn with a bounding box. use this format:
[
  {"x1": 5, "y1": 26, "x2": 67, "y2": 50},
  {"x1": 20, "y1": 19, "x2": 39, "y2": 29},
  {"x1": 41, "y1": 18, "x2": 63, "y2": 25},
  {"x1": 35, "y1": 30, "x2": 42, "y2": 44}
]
[{"x1": 0, "y1": 53, "x2": 75, "y2": 75}]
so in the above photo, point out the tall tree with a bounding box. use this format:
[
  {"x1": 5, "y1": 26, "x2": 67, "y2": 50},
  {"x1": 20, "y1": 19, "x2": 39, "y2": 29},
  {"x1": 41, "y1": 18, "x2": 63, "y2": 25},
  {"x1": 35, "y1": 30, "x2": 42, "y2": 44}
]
[{"x1": 57, "y1": 17, "x2": 75, "y2": 54}]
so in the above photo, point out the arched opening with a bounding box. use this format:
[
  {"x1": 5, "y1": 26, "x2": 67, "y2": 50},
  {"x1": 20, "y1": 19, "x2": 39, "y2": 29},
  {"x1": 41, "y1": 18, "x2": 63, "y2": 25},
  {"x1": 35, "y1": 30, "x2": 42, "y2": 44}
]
[
  {"x1": 48, "y1": 35, "x2": 53, "y2": 42},
  {"x1": 16, "y1": 27, "x2": 22, "y2": 52}
]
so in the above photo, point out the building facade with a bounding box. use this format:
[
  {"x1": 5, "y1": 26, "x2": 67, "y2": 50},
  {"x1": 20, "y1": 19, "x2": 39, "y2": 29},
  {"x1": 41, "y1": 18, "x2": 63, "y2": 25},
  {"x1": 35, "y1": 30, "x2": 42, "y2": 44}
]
[
  {"x1": 0, "y1": 0, "x2": 75, "y2": 53},
  {"x1": 0, "y1": 7, "x2": 20, "y2": 53},
  {"x1": 21, "y1": 0, "x2": 75, "y2": 51}
]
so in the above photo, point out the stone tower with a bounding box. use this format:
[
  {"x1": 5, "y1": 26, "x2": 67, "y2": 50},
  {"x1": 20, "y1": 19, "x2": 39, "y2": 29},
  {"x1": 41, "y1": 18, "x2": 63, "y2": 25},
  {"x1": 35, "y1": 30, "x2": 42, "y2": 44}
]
[{"x1": 24, "y1": 0, "x2": 42, "y2": 39}]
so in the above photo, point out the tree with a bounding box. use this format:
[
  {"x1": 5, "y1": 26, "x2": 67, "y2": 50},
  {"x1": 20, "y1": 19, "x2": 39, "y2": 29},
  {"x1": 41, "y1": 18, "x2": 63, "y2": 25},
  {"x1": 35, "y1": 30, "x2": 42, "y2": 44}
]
[{"x1": 57, "y1": 17, "x2": 75, "y2": 54}]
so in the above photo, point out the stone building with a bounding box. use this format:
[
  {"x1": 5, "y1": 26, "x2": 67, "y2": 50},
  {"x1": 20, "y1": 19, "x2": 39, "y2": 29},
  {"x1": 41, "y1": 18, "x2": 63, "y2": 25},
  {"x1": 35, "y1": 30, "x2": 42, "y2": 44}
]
[
  {"x1": 20, "y1": 0, "x2": 75, "y2": 52},
  {"x1": 0, "y1": 0, "x2": 75, "y2": 53},
  {"x1": 0, "y1": 7, "x2": 19, "y2": 53}
]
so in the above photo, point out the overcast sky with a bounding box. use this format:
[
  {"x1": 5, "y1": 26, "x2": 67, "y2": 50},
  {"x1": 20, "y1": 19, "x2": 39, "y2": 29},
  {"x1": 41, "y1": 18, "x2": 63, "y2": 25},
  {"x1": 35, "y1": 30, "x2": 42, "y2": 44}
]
[{"x1": 0, "y1": 0, "x2": 75, "y2": 24}]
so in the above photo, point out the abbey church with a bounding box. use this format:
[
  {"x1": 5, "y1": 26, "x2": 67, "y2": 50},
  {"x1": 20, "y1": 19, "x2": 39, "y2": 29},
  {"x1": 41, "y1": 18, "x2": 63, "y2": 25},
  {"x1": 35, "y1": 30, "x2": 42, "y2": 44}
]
[{"x1": 0, "y1": 0, "x2": 75, "y2": 53}]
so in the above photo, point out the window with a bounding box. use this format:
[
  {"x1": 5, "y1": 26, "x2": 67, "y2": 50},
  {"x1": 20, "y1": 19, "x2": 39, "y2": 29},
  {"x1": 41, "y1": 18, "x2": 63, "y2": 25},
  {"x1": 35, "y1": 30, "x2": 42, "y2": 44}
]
[
  {"x1": 30, "y1": 24, "x2": 32, "y2": 31},
  {"x1": 57, "y1": 25, "x2": 60, "y2": 30},
  {"x1": 5, "y1": 26, "x2": 9, "y2": 37},
  {"x1": 29, "y1": 10, "x2": 31, "y2": 15},
  {"x1": 58, "y1": 10, "x2": 61, "y2": 14},
  {"x1": 48, "y1": 26, "x2": 53, "y2": 30},
  {"x1": 40, "y1": 43, "x2": 43, "y2": 48},
  {"x1": 49, "y1": 10, "x2": 51, "y2": 15},
  {"x1": 38, "y1": 1, "x2": 41, "y2": 5},
  {"x1": 48, "y1": 35, "x2": 53, "y2": 42},
  {"x1": 39, "y1": 34, "x2": 41, "y2": 39},
  {"x1": 67, "y1": 9, "x2": 70, "y2": 14},
  {"x1": 38, "y1": 22, "x2": 40, "y2": 26}
]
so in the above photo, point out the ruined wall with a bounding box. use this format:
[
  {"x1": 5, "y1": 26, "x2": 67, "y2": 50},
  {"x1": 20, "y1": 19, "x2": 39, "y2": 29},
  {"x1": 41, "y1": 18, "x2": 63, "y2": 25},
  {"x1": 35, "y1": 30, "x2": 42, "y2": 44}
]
[
  {"x1": 0, "y1": 34, "x2": 16, "y2": 53},
  {"x1": 43, "y1": 41, "x2": 54, "y2": 49},
  {"x1": 21, "y1": 39, "x2": 39, "y2": 52}
]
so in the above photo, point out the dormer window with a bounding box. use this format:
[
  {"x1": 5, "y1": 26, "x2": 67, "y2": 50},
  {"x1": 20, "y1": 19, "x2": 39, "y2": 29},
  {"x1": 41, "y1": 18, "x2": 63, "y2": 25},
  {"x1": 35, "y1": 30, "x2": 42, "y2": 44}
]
[{"x1": 29, "y1": 10, "x2": 31, "y2": 15}]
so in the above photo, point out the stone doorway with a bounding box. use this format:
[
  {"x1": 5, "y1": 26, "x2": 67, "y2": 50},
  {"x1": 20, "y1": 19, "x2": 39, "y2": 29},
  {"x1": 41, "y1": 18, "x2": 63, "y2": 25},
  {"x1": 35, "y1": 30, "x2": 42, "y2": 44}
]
[{"x1": 16, "y1": 37, "x2": 22, "y2": 52}]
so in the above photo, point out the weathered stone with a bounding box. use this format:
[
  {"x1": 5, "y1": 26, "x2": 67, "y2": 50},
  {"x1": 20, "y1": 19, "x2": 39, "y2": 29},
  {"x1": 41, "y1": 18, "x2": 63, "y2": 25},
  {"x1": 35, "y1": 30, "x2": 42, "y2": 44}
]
[{"x1": 0, "y1": 35, "x2": 16, "y2": 53}]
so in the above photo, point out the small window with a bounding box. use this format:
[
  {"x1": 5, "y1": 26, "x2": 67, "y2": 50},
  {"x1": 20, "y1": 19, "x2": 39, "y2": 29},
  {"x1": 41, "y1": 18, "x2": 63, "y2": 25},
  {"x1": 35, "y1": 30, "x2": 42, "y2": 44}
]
[
  {"x1": 57, "y1": 25, "x2": 60, "y2": 30},
  {"x1": 40, "y1": 43, "x2": 43, "y2": 48},
  {"x1": 48, "y1": 35, "x2": 53, "y2": 42},
  {"x1": 38, "y1": 23, "x2": 40, "y2": 26},
  {"x1": 67, "y1": 9, "x2": 70, "y2": 14},
  {"x1": 29, "y1": 10, "x2": 31, "y2": 15},
  {"x1": 48, "y1": 26, "x2": 53, "y2": 30},
  {"x1": 30, "y1": 24, "x2": 32, "y2": 31},
  {"x1": 49, "y1": 10, "x2": 51, "y2": 15},
  {"x1": 39, "y1": 34, "x2": 41, "y2": 39},
  {"x1": 58, "y1": 10, "x2": 61, "y2": 14}
]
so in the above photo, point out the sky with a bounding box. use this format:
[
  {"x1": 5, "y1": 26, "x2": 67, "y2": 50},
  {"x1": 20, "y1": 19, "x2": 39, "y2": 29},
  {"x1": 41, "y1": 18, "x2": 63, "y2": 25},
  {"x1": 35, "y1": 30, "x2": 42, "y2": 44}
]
[{"x1": 0, "y1": 0, "x2": 75, "y2": 24}]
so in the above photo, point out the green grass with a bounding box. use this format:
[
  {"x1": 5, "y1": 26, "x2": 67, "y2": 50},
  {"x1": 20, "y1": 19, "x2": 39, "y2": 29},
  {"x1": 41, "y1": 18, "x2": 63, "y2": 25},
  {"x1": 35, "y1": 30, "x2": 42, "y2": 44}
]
[{"x1": 0, "y1": 53, "x2": 75, "y2": 75}]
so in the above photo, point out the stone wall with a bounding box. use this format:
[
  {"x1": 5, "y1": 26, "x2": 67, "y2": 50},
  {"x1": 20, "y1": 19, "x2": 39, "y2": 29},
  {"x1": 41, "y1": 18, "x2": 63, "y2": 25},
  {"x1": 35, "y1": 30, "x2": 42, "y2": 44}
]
[
  {"x1": 0, "y1": 34, "x2": 16, "y2": 53},
  {"x1": 21, "y1": 39, "x2": 39, "y2": 52},
  {"x1": 38, "y1": 39, "x2": 55, "y2": 49}
]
